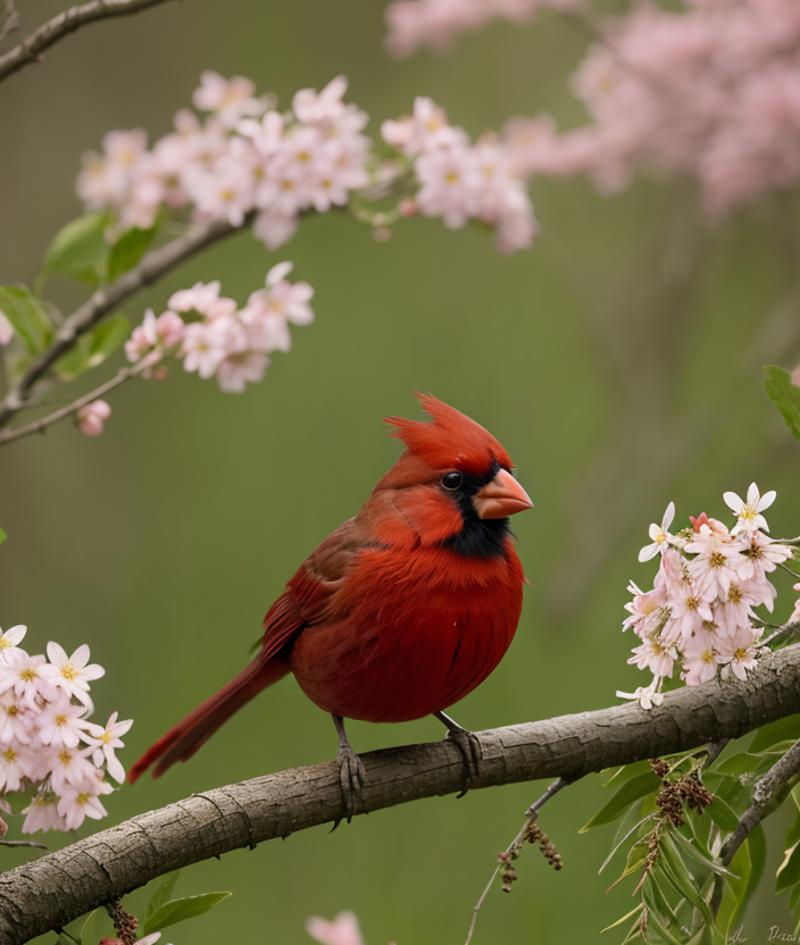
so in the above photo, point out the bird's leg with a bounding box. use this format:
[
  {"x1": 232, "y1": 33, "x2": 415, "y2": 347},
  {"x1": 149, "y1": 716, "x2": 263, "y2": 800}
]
[
  {"x1": 434, "y1": 710, "x2": 482, "y2": 798},
  {"x1": 331, "y1": 714, "x2": 366, "y2": 825}
]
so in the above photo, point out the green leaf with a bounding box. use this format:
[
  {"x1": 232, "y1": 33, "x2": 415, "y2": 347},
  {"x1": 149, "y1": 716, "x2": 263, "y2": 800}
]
[
  {"x1": 107, "y1": 223, "x2": 158, "y2": 282},
  {"x1": 41, "y1": 212, "x2": 110, "y2": 286},
  {"x1": 86, "y1": 314, "x2": 130, "y2": 367},
  {"x1": 53, "y1": 314, "x2": 130, "y2": 381},
  {"x1": 142, "y1": 891, "x2": 231, "y2": 934},
  {"x1": 765, "y1": 365, "x2": 800, "y2": 440},
  {"x1": 0, "y1": 285, "x2": 53, "y2": 355},
  {"x1": 704, "y1": 796, "x2": 740, "y2": 834},
  {"x1": 642, "y1": 884, "x2": 686, "y2": 945},
  {"x1": 671, "y1": 828, "x2": 735, "y2": 878},
  {"x1": 0, "y1": 527, "x2": 6, "y2": 545},
  {"x1": 717, "y1": 837, "x2": 751, "y2": 936},
  {"x1": 601, "y1": 903, "x2": 644, "y2": 934},
  {"x1": 777, "y1": 841, "x2": 800, "y2": 893},
  {"x1": 147, "y1": 870, "x2": 181, "y2": 919},
  {"x1": 580, "y1": 770, "x2": 660, "y2": 832},
  {"x1": 750, "y1": 715, "x2": 800, "y2": 753},
  {"x1": 660, "y1": 833, "x2": 713, "y2": 924},
  {"x1": 599, "y1": 812, "x2": 656, "y2": 874},
  {"x1": 603, "y1": 760, "x2": 652, "y2": 787}
]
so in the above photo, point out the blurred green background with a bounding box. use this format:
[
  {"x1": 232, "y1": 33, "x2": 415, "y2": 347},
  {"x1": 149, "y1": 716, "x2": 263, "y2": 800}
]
[{"x1": 2, "y1": 1, "x2": 800, "y2": 943}]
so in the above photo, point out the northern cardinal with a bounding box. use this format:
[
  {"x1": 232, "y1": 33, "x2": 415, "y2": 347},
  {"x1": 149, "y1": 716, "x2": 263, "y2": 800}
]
[{"x1": 129, "y1": 395, "x2": 532, "y2": 812}]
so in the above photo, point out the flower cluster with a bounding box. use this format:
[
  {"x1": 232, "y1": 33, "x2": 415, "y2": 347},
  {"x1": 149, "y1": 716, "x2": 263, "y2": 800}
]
[
  {"x1": 382, "y1": 97, "x2": 536, "y2": 252},
  {"x1": 77, "y1": 399, "x2": 112, "y2": 437},
  {"x1": 76, "y1": 72, "x2": 536, "y2": 254},
  {"x1": 384, "y1": 0, "x2": 583, "y2": 57},
  {"x1": 123, "y1": 263, "x2": 313, "y2": 394},
  {"x1": 502, "y1": 0, "x2": 800, "y2": 216},
  {"x1": 307, "y1": 911, "x2": 396, "y2": 945},
  {"x1": 0, "y1": 626, "x2": 131, "y2": 833},
  {"x1": 617, "y1": 484, "x2": 798, "y2": 709}
]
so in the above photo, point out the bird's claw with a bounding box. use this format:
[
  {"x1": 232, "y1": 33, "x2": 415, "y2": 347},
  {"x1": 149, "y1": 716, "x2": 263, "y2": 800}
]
[
  {"x1": 445, "y1": 727, "x2": 482, "y2": 798},
  {"x1": 332, "y1": 743, "x2": 366, "y2": 829}
]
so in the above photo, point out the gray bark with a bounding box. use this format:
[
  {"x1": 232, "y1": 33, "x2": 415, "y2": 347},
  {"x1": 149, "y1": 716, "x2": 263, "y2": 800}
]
[
  {"x1": 1, "y1": 643, "x2": 800, "y2": 944},
  {"x1": 0, "y1": 0, "x2": 175, "y2": 83}
]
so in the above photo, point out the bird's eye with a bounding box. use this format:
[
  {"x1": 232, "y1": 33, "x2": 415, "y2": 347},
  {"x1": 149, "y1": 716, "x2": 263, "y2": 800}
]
[{"x1": 441, "y1": 471, "x2": 463, "y2": 491}]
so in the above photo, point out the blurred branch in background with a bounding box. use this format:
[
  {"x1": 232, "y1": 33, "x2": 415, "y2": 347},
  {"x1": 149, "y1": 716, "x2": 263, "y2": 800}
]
[
  {"x1": 0, "y1": 0, "x2": 175, "y2": 83},
  {"x1": 0, "y1": 217, "x2": 241, "y2": 431},
  {"x1": 0, "y1": 0, "x2": 18, "y2": 45},
  {"x1": 2, "y1": 643, "x2": 800, "y2": 945},
  {"x1": 0, "y1": 350, "x2": 160, "y2": 445}
]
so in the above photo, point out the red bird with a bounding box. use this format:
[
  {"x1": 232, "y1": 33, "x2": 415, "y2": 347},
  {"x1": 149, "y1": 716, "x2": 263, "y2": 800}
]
[{"x1": 129, "y1": 395, "x2": 532, "y2": 811}]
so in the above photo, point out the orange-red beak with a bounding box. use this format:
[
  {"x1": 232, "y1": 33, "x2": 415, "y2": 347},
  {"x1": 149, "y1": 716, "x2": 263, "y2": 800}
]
[{"x1": 473, "y1": 468, "x2": 533, "y2": 520}]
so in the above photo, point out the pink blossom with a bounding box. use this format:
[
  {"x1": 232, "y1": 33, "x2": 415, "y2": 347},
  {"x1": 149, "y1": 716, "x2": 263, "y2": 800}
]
[
  {"x1": 0, "y1": 744, "x2": 30, "y2": 792},
  {"x1": 638, "y1": 502, "x2": 676, "y2": 562},
  {"x1": 0, "y1": 692, "x2": 32, "y2": 745},
  {"x1": 384, "y1": 0, "x2": 580, "y2": 58},
  {"x1": 56, "y1": 778, "x2": 111, "y2": 830},
  {"x1": 503, "y1": 0, "x2": 800, "y2": 215},
  {"x1": 293, "y1": 75, "x2": 350, "y2": 126},
  {"x1": 724, "y1": 482, "x2": 776, "y2": 535},
  {"x1": 80, "y1": 711, "x2": 132, "y2": 784},
  {"x1": 622, "y1": 582, "x2": 667, "y2": 638},
  {"x1": 306, "y1": 912, "x2": 364, "y2": 945},
  {"x1": 681, "y1": 641, "x2": 719, "y2": 686},
  {"x1": 76, "y1": 400, "x2": 111, "y2": 438},
  {"x1": 192, "y1": 71, "x2": 265, "y2": 128},
  {"x1": 739, "y1": 531, "x2": 794, "y2": 580},
  {"x1": 715, "y1": 626, "x2": 762, "y2": 681},
  {"x1": 180, "y1": 316, "x2": 244, "y2": 379},
  {"x1": 791, "y1": 365, "x2": 800, "y2": 388},
  {"x1": 791, "y1": 583, "x2": 800, "y2": 625},
  {"x1": 21, "y1": 793, "x2": 67, "y2": 834},
  {"x1": 627, "y1": 635, "x2": 677, "y2": 679},
  {"x1": 0, "y1": 311, "x2": 13, "y2": 346},
  {"x1": 41, "y1": 642, "x2": 105, "y2": 706},
  {"x1": 0, "y1": 624, "x2": 27, "y2": 662},
  {"x1": 37, "y1": 692, "x2": 89, "y2": 748},
  {"x1": 685, "y1": 525, "x2": 746, "y2": 599},
  {"x1": 125, "y1": 309, "x2": 184, "y2": 362},
  {"x1": 215, "y1": 351, "x2": 270, "y2": 394},
  {"x1": 0, "y1": 652, "x2": 55, "y2": 707},
  {"x1": 620, "y1": 487, "x2": 796, "y2": 702}
]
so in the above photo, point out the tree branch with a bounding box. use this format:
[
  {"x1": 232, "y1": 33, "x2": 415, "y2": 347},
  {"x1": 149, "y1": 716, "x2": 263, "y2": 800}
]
[
  {"x1": 0, "y1": 0, "x2": 19, "y2": 46},
  {"x1": 723, "y1": 738, "x2": 800, "y2": 866},
  {"x1": 1, "y1": 644, "x2": 799, "y2": 944},
  {"x1": 0, "y1": 351, "x2": 161, "y2": 446},
  {"x1": 0, "y1": 218, "x2": 239, "y2": 430},
  {"x1": 0, "y1": 0, "x2": 176, "y2": 83}
]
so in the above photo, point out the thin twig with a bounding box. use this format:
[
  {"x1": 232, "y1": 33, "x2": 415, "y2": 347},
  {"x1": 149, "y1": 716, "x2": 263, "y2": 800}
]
[
  {"x1": 0, "y1": 174, "x2": 403, "y2": 432},
  {"x1": 704, "y1": 739, "x2": 729, "y2": 768},
  {"x1": 0, "y1": 217, "x2": 240, "y2": 430},
  {"x1": 711, "y1": 739, "x2": 800, "y2": 913},
  {"x1": 0, "y1": 351, "x2": 161, "y2": 447},
  {"x1": 0, "y1": 0, "x2": 176, "y2": 83},
  {"x1": 763, "y1": 621, "x2": 800, "y2": 649},
  {"x1": 0, "y1": 0, "x2": 18, "y2": 45},
  {"x1": 463, "y1": 776, "x2": 573, "y2": 945},
  {"x1": 0, "y1": 839, "x2": 47, "y2": 850}
]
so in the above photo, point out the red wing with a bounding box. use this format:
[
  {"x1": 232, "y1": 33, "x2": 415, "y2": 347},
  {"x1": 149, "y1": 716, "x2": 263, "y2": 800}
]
[{"x1": 261, "y1": 516, "x2": 368, "y2": 656}]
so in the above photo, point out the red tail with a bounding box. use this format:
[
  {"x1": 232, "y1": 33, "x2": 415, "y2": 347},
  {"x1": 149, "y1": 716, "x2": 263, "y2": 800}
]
[{"x1": 128, "y1": 654, "x2": 289, "y2": 782}]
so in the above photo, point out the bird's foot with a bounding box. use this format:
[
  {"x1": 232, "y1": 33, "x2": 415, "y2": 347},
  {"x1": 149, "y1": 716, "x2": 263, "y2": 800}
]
[
  {"x1": 334, "y1": 742, "x2": 366, "y2": 828},
  {"x1": 434, "y1": 711, "x2": 482, "y2": 798},
  {"x1": 446, "y1": 727, "x2": 482, "y2": 797}
]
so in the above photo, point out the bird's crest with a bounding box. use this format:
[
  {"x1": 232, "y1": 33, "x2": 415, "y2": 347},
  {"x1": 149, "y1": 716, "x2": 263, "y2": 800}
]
[{"x1": 384, "y1": 393, "x2": 512, "y2": 475}]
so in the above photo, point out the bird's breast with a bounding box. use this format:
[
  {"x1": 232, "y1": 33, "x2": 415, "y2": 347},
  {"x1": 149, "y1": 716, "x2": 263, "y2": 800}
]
[{"x1": 288, "y1": 542, "x2": 525, "y2": 722}]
